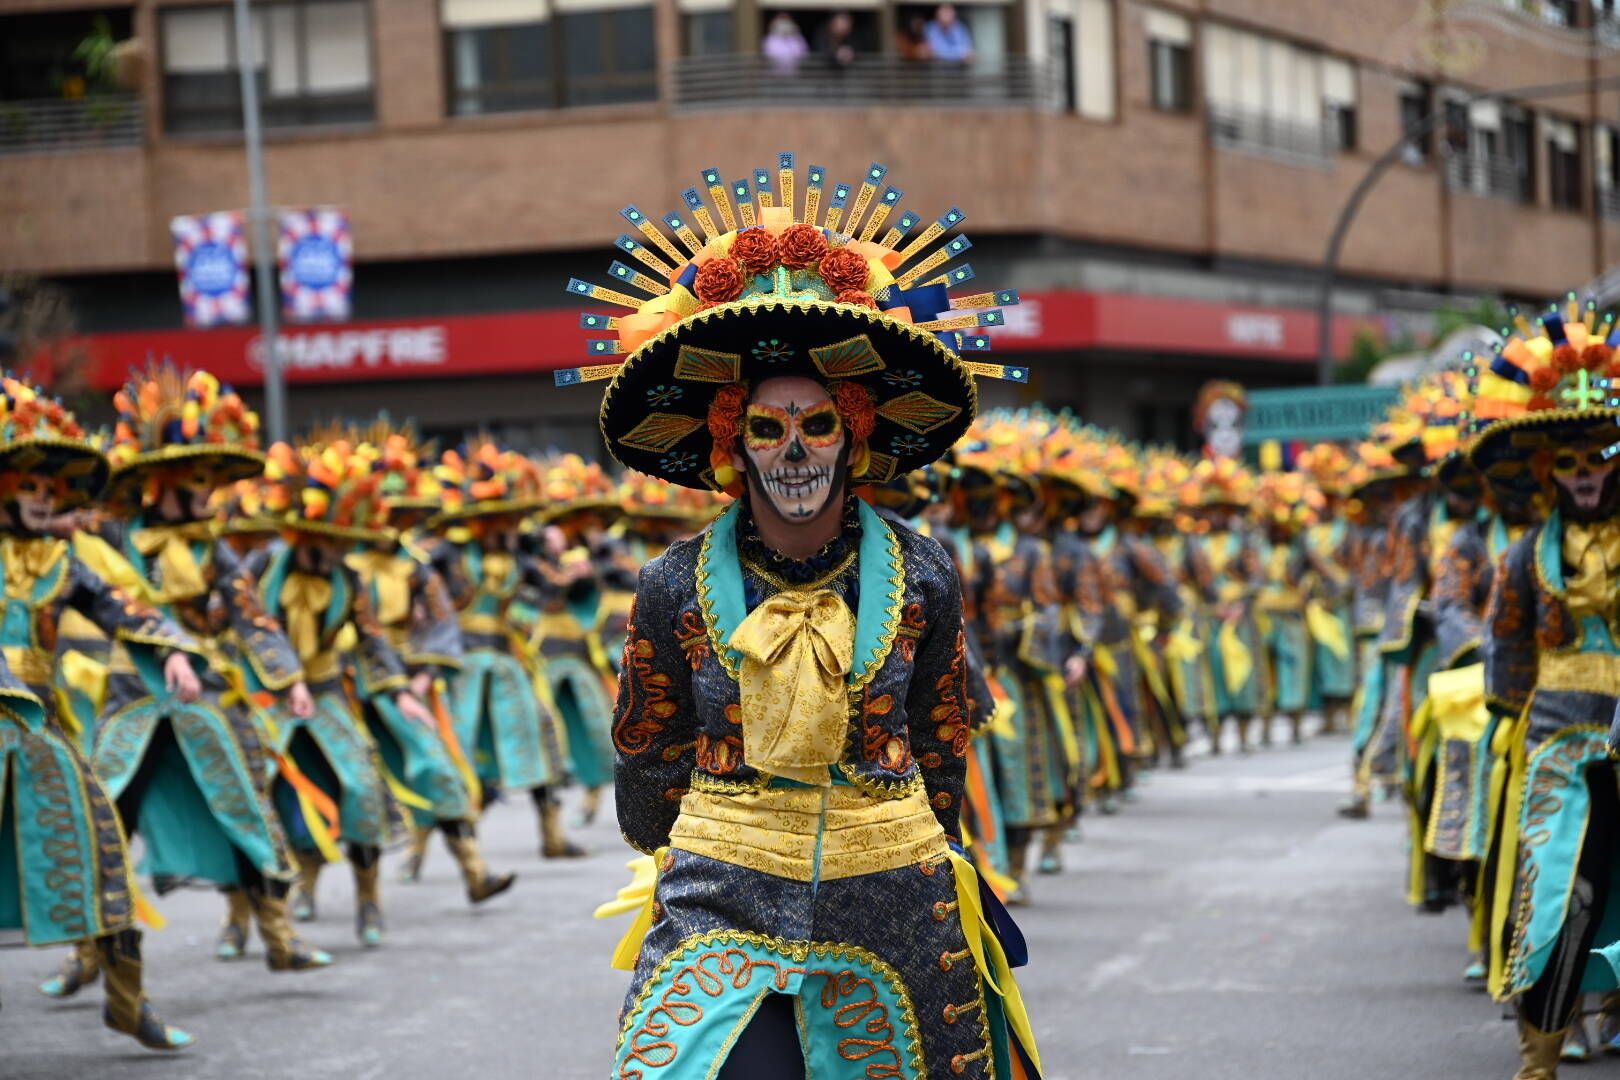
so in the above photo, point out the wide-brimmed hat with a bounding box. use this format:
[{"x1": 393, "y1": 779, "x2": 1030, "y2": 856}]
[
  {"x1": 262, "y1": 438, "x2": 391, "y2": 543},
  {"x1": 535, "y1": 452, "x2": 621, "y2": 528},
  {"x1": 558, "y1": 155, "x2": 1028, "y2": 492},
  {"x1": 430, "y1": 437, "x2": 546, "y2": 527},
  {"x1": 106, "y1": 363, "x2": 264, "y2": 502},
  {"x1": 1468, "y1": 299, "x2": 1620, "y2": 499},
  {"x1": 0, "y1": 374, "x2": 108, "y2": 510}
]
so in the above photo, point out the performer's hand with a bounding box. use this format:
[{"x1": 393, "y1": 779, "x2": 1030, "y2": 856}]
[
  {"x1": 164, "y1": 653, "x2": 201, "y2": 703},
  {"x1": 409, "y1": 670, "x2": 434, "y2": 700},
  {"x1": 395, "y1": 692, "x2": 436, "y2": 729},
  {"x1": 1064, "y1": 655, "x2": 1088, "y2": 687},
  {"x1": 288, "y1": 681, "x2": 315, "y2": 720}
]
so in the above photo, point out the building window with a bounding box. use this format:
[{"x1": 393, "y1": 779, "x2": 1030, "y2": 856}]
[
  {"x1": 1048, "y1": 15, "x2": 1077, "y2": 113},
  {"x1": 1545, "y1": 117, "x2": 1584, "y2": 211},
  {"x1": 1597, "y1": 124, "x2": 1620, "y2": 218},
  {"x1": 1202, "y1": 24, "x2": 1355, "y2": 162},
  {"x1": 160, "y1": 1, "x2": 374, "y2": 135},
  {"x1": 1145, "y1": 9, "x2": 1192, "y2": 113},
  {"x1": 1443, "y1": 97, "x2": 1535, "y2": 205},
  {"x1": 683, "y1": 10, "x2": 734, "y2": 56},
  {"x1": 1075, "y1": 0, "x2": 1115, "y2": 120},
  {"x1": 1398, "y1": 80, "x2": 1432, "y2": 164},
  {"x1": 442, "y1": 0, "x2": 656, "y2": 116}
]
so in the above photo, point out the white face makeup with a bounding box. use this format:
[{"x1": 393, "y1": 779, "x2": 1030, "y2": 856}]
[
  {"x1": 13, "y1": 479, "x2": 58, "y2": 533},
  {"x1": 734, "y1": 376, "x2": 846, "y2": 523},
  {"x1": 1552, "y1": 445, "x2": 1618, "y2": 518}
]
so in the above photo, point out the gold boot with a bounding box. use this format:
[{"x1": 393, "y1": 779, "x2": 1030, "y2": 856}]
[
  {"x1": 398, "y1": 823, "x2": 432, "y2": 883},
  {"x1": 1514, "y1": 1019, "x2": 1567, "y2": 1080},
  {"x1": 539, "y1": 797, "x2": 586, "y2": 859},
  {"x1": 353, "y1": 855, "x2": 384, "y2": 948},
  {"x1": 291, "y1": 850, "x2": 323, "y2": 922},
  {"x1": 443, "y1": 823, "x2": 518, "y2": 904},
  {"x1": 249, "y1": 888, "x2": 333, "y2": 972},
  {"x1": 97, "y1": 930, "x2": 193, "y2": 1051},
  {"x1": 38, "y1": 937, "x2": 100, "y2": 998},
  {"x1": 216, "y1": 888, "x2": 252, "y2": 960}
]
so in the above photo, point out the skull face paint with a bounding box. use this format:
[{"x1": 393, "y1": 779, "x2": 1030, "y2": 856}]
[
  {"x1": 734, "y1": 376, "x2": 846, "y2": 522},
  {"x1": 1551, "y1": 443, "x2": 1620, "y2": 521}
]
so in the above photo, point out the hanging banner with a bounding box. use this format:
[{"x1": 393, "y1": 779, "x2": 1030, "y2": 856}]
[
  {"x1": 170, "y1": 211, "x2": 251, "y2": 328},
  {"x1": 278, "y1": 207, "x2": 353, "y2": 323}
]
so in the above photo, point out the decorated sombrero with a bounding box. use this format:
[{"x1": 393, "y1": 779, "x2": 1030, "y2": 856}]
[
  {"x1": 348, "y1": 415, "x2": 445, "y2": 519},
  {"x1": 1192, "y1": 455, "x2": 1255, "y2": 508},
  {"x1": 535, "y1": 452, "x2": 620, "y2": 527},
  {"x1": 617, "y1": 469, "x2": 731, "y2": 528},
  {"x1": 0, "y1": 374, "x2": 109, "y2": 510},
  {"x1": 1252, "y1": 470, "x2": 1323, "y2": 533},
  {"x1": 1467, "y1": 296, "x2": 1620, "y2": 499},
  {"x1": 558, "y1": 154, "x2": 1028, "y2": 492},
  {"x1": 1294, "y1": 442, "x2": 1353, "y2": 499},
  {"x1": 431, "y1": 437, "x2": 546, "y2": 526},
  {"x1": 262, "y1": 438, "x2": 391, "y2": 543},
  {"x1": 1136, "y1": 449, "x2": 1193, "y2": 520},
  {"x1": 213, "y1": 477, "x2": 281, "y2": 535},
  {"x1": 106, "y1": 363, "x2": 263, "y2": 503}
]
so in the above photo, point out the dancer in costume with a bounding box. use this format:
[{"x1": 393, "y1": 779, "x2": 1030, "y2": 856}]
[
  {"x1": 1189, "y1": 459, "x2": 1263, "y2": 753},
  {"x1": 339, "y1": 421, "x2": 517, "y2": 904},
  {"x1": 254, "y1": 436, "x2": 441, "y2": 946},
  {"x1": 1469, "y1": 304, "x2": 1620, "y2": 1079},
  {"x1": 0, "y1": 374, "x2": 198, "y2": 1050},
  {"x1": 1252, "y1": 471, "x2": 1321, "y2": 747},
  {"x1": 433, "y1": 440, "x2": 579, "y2": 859},
  {"x1": 43, "y1": 365, "x2": 332, "y2": 988},
  {"x1": 533, "y1": 454, "x2": 623, "y2": 828},
  {"x1": 1295, "y1": 445, "x2": 1357, "y2": 736},
  {"x1": 576, "y1": 155, "x2": 1042, "y2": 1077}
]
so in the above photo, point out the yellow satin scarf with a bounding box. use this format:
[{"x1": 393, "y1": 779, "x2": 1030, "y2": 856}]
[
  {"x1": 2, "y1": 537, "x2": 67, "y2": 600},
  {"x1": 280, "y1": 571, "x2": 334, "y2": 663},
  {"x1": 131, "y1": 522, "x2": 215, "y2": 603},
  {"x1": 1563, "y1": 519, "x2": 1620, "y2": 623},
  {"x1": 345, "y1": 550, "x2": 413, "y2": 626},
  {"x1": 727, "y1": 587, "x2": 854, "y2": 786},
  {"x1": 479, "y1": 550, "x2": 516, "y2": 597}
]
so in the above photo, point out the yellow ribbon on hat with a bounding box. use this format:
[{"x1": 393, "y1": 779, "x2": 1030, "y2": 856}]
[
  {"x1": 1305, "y1": 600, "x2": 1351, "y2": 661},
  {"x1": 344, "y1": 550, "x2": 415, "y2": 626},
  {"x1": 727, "y1": 588, "x2": 854, "y2": 786},
  {"x1": 280, "y1": 571, "x2": 333, "y2": 663},
  {"x1": 131, "y1": 522, "x2": 215, "y2": 603},
  {"x1": 1217, "y1": 621, "x2": 1253, "y2": 696}
]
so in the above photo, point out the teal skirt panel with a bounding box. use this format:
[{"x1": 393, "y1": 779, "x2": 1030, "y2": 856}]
[
  {"x1": 1351, "y1": 638, "x2": 1385, "y2": 755},
  {"x1": 1310, "y1": 604, "x2": 1356, "y2": 703},
  {"x1": 365, "y1": 695, "x2": 473, "y2": 824},
  {"x1": 989, "y1": 669, "x2": 1066, "y2": 829},
  {"x1": 276, "y1": 693, "x2": 390, "y2": 848},
  {"x1": 1205, "y1": 614, "x2": 1260, "y2": 717},
  {"x1": 1264, "y1": 612, "x2": 1311, "y2": 714},
  {"x1": 452, "y1": 649, "x2": 563, "y2": 791},
  {"x1": 93, "y1": 699, "x2": 289, "y2": 879},
  {"x1": 543, "y1": 651, "x2": 615, "y2": 791},
  {"x1": 0, "y1": 723, "x2": 135, "y2": 946}
]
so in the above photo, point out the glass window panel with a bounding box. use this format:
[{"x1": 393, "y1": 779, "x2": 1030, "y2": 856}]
[
  {"x1": 563, "y1": 12, "x2": 606, "y2": 78},
  {"x1": 305, "y1": 1, "x2": 372, "y2": 93},
  {"x1": 268, "y1": 7, "x2": 301, "y2": 96},
  {"x1": 613, "y1": 7, "x2": 656, "y2": 75},
  {"x1": 685, "y1": 11, "x2": 734, "y2": 55},
  {"x1": 507, "y1": 22, "x2": 552, "y2": 80},
  {"x1": 163, "y1": 8, "x2": 233, "y2": 73}
]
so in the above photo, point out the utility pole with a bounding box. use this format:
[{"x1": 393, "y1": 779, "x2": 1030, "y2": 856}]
[{"x1": 232, "y1": 0, "x2": 288, "y2": 442}]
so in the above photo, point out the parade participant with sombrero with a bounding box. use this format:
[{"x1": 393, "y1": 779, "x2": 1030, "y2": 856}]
[
  {"x1": 252, "y1": 435, "x2": 441, "y2": 947},
  {"x1": 1189, "y1": 457, "x2": 1264, "y2": 753},
  {"x1": 328, "y1": 419, "x2": 517, "y2": 907},
  {"x1": 0, "y1": 373, "x2": 202, "y2": 1050},
  {"x1": 574, "y1": 155, "x2": 1041, "y2": 1077},
  {"x1": 1295, "y1": 443, "x2": 1357, "y2": 736},
  {"x1": 433, "y1": 439, "x2": 579, "y2": 859},
  {"x1": 1251, "y1": 470, "x2": 1323, "y2": 748},
  {"x1": 38, "y1": 362, "x2": 332, "y2": 986},
  {"x1": 1468, "y1": 300, "x2": 1620, "y2": 1079}
]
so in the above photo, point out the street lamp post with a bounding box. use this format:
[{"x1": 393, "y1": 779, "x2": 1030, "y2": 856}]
[
  {"x1": 232, "y1": 0, "x2": 288, "y2": 442},
  {"x1": 1315, "y1": 75, "x2": 1620, "y2": 386}
]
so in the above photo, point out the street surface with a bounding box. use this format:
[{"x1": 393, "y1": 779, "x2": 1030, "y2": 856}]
[{"x1": 0, "y1": 725, "x2": 1569, "y2": 1078}]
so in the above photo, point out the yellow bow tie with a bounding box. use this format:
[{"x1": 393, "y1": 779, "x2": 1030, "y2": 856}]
[
  {"x1": 345, "y1": 550, "x2": 414, "y2": 626},
  {"x1": 1, "y1": 537, "x2": 67, "y2": 601},
  {"x1": 132, "y1": 522, "x2": 216, "y2": 603},
  {"x1": 727, "y1": 587, "x2": 854, "y2": 786},
  {"x1": 480, "y1": 550, "x2": 516, "y2": 596},
  {"x1": 281, "y1": 571, "x2": 335, "y2": 664}
]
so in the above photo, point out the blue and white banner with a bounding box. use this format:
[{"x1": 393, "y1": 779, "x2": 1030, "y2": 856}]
[
  {"x1": 278, "y1": 207, "x2": 352, "y2": 323},
  {"x1": 171, "y1": 211, "x2": 251, "y2": 328}
]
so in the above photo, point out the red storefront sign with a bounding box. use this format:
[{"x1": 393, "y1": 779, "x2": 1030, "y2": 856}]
[{"x1": 46, "y1": 291, "x2": 1379, "y2": 392}]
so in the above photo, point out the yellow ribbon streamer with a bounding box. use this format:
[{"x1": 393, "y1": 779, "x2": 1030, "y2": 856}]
[
  {"x1": 1217, "y1": 621, "x2": 1254, "y2": 696},
  {"x1": 344, "y1": 550, "x2": 415, "y2": 626},
  {"x1": 131, "y1": 522, "x2": 215, "y2": 603},
  {"x1": 949, "y1": 852, "x2": 1043, "y2": 1075},
  {"x1": 71, "y1": 533, "x2": 155, "y2": 604},
  {"x1": 1305, "y1": 601, "x2": 1351, "y2": 661},
  {"x1": 280, "y1": 571, "x2": 334, "y2": 664},
  {"x1": 728, "y1": 588, "x2": 854, "y2": 786},
  {"x1": 594, "y1": 850, "x2": 665, "y2": 971}
]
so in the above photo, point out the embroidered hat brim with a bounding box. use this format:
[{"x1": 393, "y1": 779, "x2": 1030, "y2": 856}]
[
  {"x1": 0, "y1": 437, "x2": 110, "y2": 510},
  {"x1": 1468, "y1": 407, "x2": 1620, "y2": 499},
  {"x1": 598, "y1": 298, "x2": 979, "y2": 491},
  {"x1": 112, "y1": 444, "x2": 266, "y2": 493}
]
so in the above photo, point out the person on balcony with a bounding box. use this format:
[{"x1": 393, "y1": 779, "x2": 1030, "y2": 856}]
[
  {"x1": 762, "y1": 13, "x2": 809, "y2": 76},
  {"x1": 925, "y1": 3, "x2": 975, "y2": 65}
]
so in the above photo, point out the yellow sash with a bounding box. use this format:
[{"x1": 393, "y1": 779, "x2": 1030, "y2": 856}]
[
  {"x1": 131, "y1": 522, "x2": 215, "y2": 603},
  {"x1": 1218, "y1": 621, "x2": 1253, "y2": 694},
  {"x1": 280, "y1": 572, "x2": 333, "y2": 664},
  {"x1": 344, "y1": 550, "x2": 414, "y2": 626},
  {"x1": 728, "y1": 588, "x2": 854, "y2": 786},
  {"x1": 1305, "y1": 600, "x2": 1351, "y2": 661}
]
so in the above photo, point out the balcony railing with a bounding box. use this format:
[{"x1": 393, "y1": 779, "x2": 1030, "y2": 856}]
[
  {"x1": 0, "y1": 94, "x2": 144, "y2": 156},
  {"x1": 1207, "y1": 105, "x2": 1336, "y2": 166},
  {"x1": 671, "y1": 54, "x2": 1057, "y2": 112},
  {"x1": 1443, "y1": 150, "x2": 1533, "y2": 205},
  {"x1": 1599, "y1": 185, "x2": 1620, "y2": 221}
]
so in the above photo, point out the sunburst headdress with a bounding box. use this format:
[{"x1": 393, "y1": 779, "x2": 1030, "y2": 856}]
[
  {"x1": 262, "y1": 436, "x2": 390, "y2": 543},
  {"x1": 0, "y1": 373, "x2": 108, "y2": 510},
  {"x1": 431, "y1": 436, "x2": 546, "y2": 526},
  {"x1": 558, "y1": 154, "x2": 1028, "y2": 495},
  {"x1": 106, "y1": 362, "x2": 263, "y2": 507}
]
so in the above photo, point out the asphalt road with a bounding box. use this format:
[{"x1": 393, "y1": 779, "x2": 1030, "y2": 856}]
[{"x1": 0, "y1": 722, "x2": 1578, "y2": 1079}]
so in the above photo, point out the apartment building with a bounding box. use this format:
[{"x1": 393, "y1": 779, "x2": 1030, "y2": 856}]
[{"x1": 3, "y1": 0, "x2": 1619, "y2": 446}]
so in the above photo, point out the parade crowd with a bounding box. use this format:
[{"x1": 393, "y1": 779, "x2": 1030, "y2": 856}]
[{"x1": 6, "y1": 153, "x2": 1620, "y2": 1080}]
